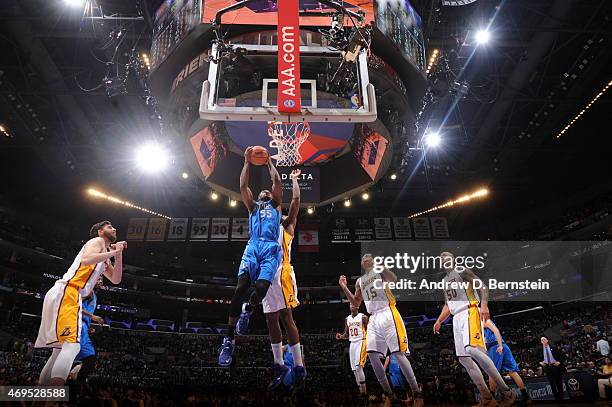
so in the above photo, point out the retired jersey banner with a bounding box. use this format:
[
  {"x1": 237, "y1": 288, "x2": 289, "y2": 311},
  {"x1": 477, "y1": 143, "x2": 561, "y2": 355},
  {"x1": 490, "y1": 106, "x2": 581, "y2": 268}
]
[
  {"x1": 412, "y1": 217, "x2": 432, "y2": 239},
  {"x1": 392, "y1": 217, "x2": 412, "y2": 240},
  {"x1": 231, "y1": 218, "x2": 249, "y2": 241},
  {"x1": 277, "y1": 0, "x2": 301, "y2": 113},
  {"x1": 210, "y1": 218, "x2": 230, "y2": 241},
  {"x1": 353, "y1": 218, "x2": 374, "y2": 241},
  {"x1": 190, "y1": 218, "x2": 210, "y2": 241},
  {"x1": 430, "y1": 217, "x2": 450, "y2": 239},
  {"x1": 374, "y1": 218, "x2": 392, "y2": 240},
  {"x1": 331, "y1": 217, "x2": 351, "y2": 243},
  {"x1": 146, "y1": 218, "x2": 167, "y2": 241},
  {"x1": 167, "y1": 218, "x2": 189, "y2": 241},
  {"x1": 126, "y1": 218, "x2": 148, "y2": 241},
  {"x1": 298, "y1": 224, "x2": 319, "y2": 252}
]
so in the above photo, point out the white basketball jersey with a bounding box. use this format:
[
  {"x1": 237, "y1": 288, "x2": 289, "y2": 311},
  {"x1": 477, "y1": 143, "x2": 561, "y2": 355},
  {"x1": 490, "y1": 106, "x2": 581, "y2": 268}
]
[
  {"x1": 359, "y1": 270, "x2": 395, "y2": 314},
  {"x1": 59, "y1": 244, "x2": 107, "y2": 298},
  {"x1": 443, "y1": 269, "x2": 480, "y2": 315},
  {"x1": 346, "y1": 313, "x2": 365, "y2": 342}
]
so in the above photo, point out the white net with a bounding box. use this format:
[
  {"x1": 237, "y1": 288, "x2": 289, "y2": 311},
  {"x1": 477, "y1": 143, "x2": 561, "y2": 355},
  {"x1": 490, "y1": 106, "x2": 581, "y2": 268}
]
[{"x1": 267, "y1": 122, "x2": 311, "y2": 167}]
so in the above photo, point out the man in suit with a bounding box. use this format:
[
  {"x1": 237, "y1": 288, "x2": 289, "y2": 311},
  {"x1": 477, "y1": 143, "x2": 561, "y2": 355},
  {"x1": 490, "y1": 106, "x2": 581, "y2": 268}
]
[{"x1": 539, "y1": 335, "x2": 566, "y2": 402}]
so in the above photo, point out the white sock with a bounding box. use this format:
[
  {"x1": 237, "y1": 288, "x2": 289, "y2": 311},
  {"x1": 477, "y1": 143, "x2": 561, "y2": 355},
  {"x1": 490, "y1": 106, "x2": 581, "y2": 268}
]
[
  {"x1": 466, "y1": 346, "x2": 510, "y2": 392},
  {"x1": 368, "y1": 353, "x2": 392, "y2": 395},
  {"x1": 39, "y1": 348, "x2": 61, "y2": 385},
  {"x1": 50, "y1": 342, "x2": 80, "y2": 382},
  {"x1": 459, "y1": 356, "x2": 492, "y2": 399},
  {"x1": 290, "y1": 343, "x2": 303, "y2": 367},
  {"x1": 271, "y1": 342, "x2": 283, "y2": 365}
]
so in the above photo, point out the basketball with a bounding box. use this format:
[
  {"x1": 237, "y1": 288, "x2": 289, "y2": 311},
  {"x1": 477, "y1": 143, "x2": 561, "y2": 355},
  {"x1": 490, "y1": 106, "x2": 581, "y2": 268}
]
[{"x1": 248, "y1": 146, "x2": 269, "y2": 166}]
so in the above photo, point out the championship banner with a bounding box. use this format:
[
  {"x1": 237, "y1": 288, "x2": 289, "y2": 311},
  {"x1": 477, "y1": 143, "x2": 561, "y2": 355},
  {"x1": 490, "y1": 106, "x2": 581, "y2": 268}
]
[
  {"x1": 210, "y1": 217, "x2": 230, "y2": 241},
  {"x1": 167, "y1": 218, "x2": 189, "y2": 241},
  {"x1": 126, "y1": 218, "x2": 148, "y2": 241},
  {"x1": 412, "y1": 217, "x2": 432, "y2": 239},
  {"x1": 330, "y1": 218, "x2": 351, "y2": 243},
  {"x1": 430, "y1": 217, "x2": 450, "y2": 239},
  {"x1": 374, "y1": 218, "x2": 392, "y2": 240},
  {"x1": 392, "y1": 217, "x2": 412, "y2": 240},
  {"x1": 189, "y1": 218, "x2": 210, "y2": 241},
  {"x1": 353, "y1": 218, "x2": 374, "y2": 241},
  {"x1": 277, "y1": 0, "x2": 301, "y2": 113},
  {"x1": 146, "y1": 218, "x2": 167, "y2": 241},
  {"x1": 231, "y1": 218, "x2": 249, "y2": 241},
  {"x1": 298, "y1": 224, "x2": 319, "y2": 252}
]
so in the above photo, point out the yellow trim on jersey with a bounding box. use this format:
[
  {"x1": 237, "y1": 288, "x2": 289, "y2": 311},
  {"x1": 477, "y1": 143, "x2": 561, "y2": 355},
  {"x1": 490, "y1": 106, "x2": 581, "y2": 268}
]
[
  {"x1": 70, "y1": 263, "x2": 97, "y2": 289},
  {"x1": 465, "y1": 284, "x2": 478, "y2": 304},
  {"x1": 390, "y1": 306, "x2": 409, "y2": 353},
  {"x1": 383, "y1": 286, "x2": 396, "y2": 307},
  {"x1": 56, "y1": 284, "x2": 80, "y2": 344},
  {"x1": 281, "y1": 264, "x2": 298, "y2": 309},
  {"x1": 359, "y1": 330, "x2": 368, "y2": 367},
  {"x1": 281, "y1": 230, "x2": 292, "y2": 265},
  {"x1": 468, "y1": 304, "x2": 485, "y2": 349}
]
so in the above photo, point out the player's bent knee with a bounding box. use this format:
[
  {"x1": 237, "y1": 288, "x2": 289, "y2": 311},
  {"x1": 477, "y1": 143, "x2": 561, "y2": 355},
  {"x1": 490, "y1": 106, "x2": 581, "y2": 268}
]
[{"x1": 254, "y1": 279, "x2": 271, "y2": 300}]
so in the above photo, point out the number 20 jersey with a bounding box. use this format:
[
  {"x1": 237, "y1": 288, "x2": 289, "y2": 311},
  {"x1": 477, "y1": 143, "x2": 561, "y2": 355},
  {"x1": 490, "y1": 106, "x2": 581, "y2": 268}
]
[
  {"x1": 346, "y1": 313, "x2": 365, "y2": 342},
  {"x1": 359, "y1": 270, "x2": 395, "y2": 314}
]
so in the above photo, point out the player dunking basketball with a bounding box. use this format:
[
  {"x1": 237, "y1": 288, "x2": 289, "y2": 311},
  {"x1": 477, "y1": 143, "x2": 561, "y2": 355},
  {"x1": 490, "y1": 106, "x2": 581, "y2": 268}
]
[
  {"x1": 433, "y1": 251, "x2": 516, "y2": 407},
  {"x1": 35, "y1": 221, "x2": 125, "y2": 386},
  {"x1": 336, "y1": 303, "x2": 369, "y2": 398},
  {"x1": 339, "y1": 254, "x2": 424, "y2": 407},
  {"x1": 262, "y1": 168, "x2": 306, "y2": 390},
  {"x1": 218, "y1": 146, "x2": 283, "y2": 367}
]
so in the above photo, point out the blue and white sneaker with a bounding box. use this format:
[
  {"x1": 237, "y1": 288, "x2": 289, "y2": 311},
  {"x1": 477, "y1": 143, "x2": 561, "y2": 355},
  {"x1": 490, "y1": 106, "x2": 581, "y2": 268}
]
[
  {"x1": 267, "y1": 363, "x2": 290, "y2": 390},
  {"x1": 218, "y1": 336, "x2": 234, "y2": 367},
  {"x1": 293, "y1": 365, "x2": 307, "y2": 390},
  {"x1": 235, "y1": 303, "x2": 253, "y2": 336}
]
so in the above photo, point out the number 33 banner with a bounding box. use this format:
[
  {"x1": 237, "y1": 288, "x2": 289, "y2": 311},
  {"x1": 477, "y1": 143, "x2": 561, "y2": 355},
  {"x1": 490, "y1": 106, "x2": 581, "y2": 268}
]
[{"x1": 210, "y1": 218, "x2": 230, "y2": 241}]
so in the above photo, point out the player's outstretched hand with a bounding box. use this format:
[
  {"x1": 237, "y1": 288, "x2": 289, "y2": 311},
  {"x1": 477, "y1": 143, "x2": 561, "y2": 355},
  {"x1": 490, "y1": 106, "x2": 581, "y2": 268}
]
[
  {"x1": 290, "y1": 169, "x2": 301, "y2": 179},
  {"x1": 496, "y1": 344, "x2": 503, "y2": 354},
  {"x1": 92, "y1": 315, "x2": 105, "y2": 325},
  {"x1": 112, "y1": 241, "x2": 127, "y2": 252},
  {"x1": 335, "y1": 333, "x2": 342, "y2": 340},
  {"x1": 480, "y1": 304, "x2": 490, "y2": 322},
  {"x1": 433, "y1": 320, "x2": 442, "y2": 334},
  {"x1": 244, "y1": 146, "x2": 253, "y2": 161},
  {"x1": 338, "y1": 275, "x2": 347, "y2": 287}
]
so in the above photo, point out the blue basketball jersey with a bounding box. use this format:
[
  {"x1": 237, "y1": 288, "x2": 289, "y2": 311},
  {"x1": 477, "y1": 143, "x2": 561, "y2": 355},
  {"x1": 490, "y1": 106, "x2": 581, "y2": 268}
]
[
  {"x1": 484, "y1": 320, "x2": 505, "y2": 347},
  {"x1": 82, "y1": 292, "x2": 97, "y2": 329},
  {"x1": 249, "y1": 200, "x2": 281, "y2": 241}
]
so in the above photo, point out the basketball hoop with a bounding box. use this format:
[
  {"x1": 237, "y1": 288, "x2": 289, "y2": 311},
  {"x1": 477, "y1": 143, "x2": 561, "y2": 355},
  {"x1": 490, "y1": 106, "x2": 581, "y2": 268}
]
[{"x1": 267, "y1": 122, "x2": 311, "y2": 167}]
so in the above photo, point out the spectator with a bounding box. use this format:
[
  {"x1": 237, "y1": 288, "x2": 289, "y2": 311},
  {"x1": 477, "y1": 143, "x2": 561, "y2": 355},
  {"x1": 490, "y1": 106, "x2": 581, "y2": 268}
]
[
  {"x1": 598, "y1": 357, "x2": 612, "y2": 400},
  {"x1": 596, "y1": 335, "x2": 610, "y2": 356},
  {"x1": 539, "y1": 335, "x2": 566, "y2": 402}
]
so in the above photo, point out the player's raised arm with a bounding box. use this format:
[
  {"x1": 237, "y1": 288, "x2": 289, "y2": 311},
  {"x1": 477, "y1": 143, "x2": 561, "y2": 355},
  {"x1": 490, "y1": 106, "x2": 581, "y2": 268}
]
[
  {"x1": 267, "y1": 157, "x2": 283, "y2": 207},
  {"x1": 362, "y1": 314, "x2": 369, "y2": 330},
  {"x1": 240, "y1": 147, "x2": 255, "y2": 212},
  {"x1": 103, "y1": 241, "x2": 126, "y2": 284},
  {"x1": 336, "y1": 321, "x2": 349, "y2": 340},
  {"x1": 284, "y1": 169, "x2": 301, "y2": 233},
  {"x1": 382, "y1": 267, "x2": 397, "y2": 283},
  {"x1": 339, "y1": 275, "x2": 363, "y2": 308},
  {"x1": 461, "y1": 269, "x2": 490, "y2": 321},
  {"x1": 81, "y1": 237, "x2": 121, "y2": 266}
]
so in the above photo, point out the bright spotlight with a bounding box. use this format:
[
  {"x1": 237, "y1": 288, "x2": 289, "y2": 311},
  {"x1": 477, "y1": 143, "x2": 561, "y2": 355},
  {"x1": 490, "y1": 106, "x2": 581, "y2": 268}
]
[
  {"x1": 210, "y1": 192, "x2": 219, "y2": 201},
  {"x1": 64, "y1": 0, "x2": 85, "y2": 6},
  {"x1": 307, "y1": 207, "x2": 314, "y2": 215},
  {"x1": 136, "y1": 143, "x2": 169, "y2": 173},
  {"x1": 343, "y1": 199, "x2": 352, "y2": 207},
  {"x1": 229, "y1": 199, "x2": 237, "y2": 207},
  {"x1": 390, "y1": 173, "x2": 397, "y2": 180},
  {"x1": 475, "y1": 29, "x2": 491, "y2": 45},
  {"x1": 361, "y1": 192, "x2": 370, "y2": 201},
  {"x1": 424, "y1": 132, "x2": 441, "y2": 148},
  {"x1": 181, "y1": 172, "x2": 189, "y2": 179}
]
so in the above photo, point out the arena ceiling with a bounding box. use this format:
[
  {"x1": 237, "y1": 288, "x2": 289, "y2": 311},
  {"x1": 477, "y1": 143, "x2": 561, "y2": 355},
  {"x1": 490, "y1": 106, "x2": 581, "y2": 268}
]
[{"x1": 0, "y1": 0, "x2": 610, "y2": 228}]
